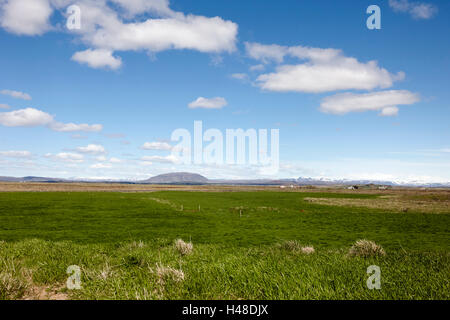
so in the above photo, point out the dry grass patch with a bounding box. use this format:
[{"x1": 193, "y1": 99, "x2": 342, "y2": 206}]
[
  {"x1": 279, "y1": 241, "x2": 315, "y2": 254},
  {"x1": 348, "y1": 239, "x2": 386, "y2": 258},
  {"x1": 155, "y1": 264, "x2": 185, "y2": 284},
  {"x1": 174, "y1": 239, "x2": 193, "y2": 256},
  {"x1": 303, "y1": 196, "x2": 450, "y2": 214},
  {"x1": 0, "y1": 272, "x2": 28, "y2": 299},
  {"x1": 301, "y1": 246, "x2": 315, "y2": 254}
]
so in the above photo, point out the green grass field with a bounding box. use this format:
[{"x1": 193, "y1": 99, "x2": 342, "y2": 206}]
[{"x1": 0, "y1": 190, "x2": 449, "y2": 299}]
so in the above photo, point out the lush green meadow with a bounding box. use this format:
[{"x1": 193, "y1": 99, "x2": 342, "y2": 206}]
[{"x1": 0, "y1": 190, "x2": 449, "y2": 299}]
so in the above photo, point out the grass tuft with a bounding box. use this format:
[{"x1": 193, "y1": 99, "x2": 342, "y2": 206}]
[
  {"x1": 155, "y1": 264, "x2": 185, "y2": 284},
  {"x1": 174, "y1": 239, "x2": 193, "y2": 256},
  {"x1": 348, "y1": 239, "x2": 386, "y2": 258},
  {"x1": 0, "y1": 272, "x2": 28, "y2": 300},
  {"x1": 279, "y1": 241, "x2": 315, "y2": 254},
  {"x1": 301, "y1": 246, "x2": 315, "y2": 254}
]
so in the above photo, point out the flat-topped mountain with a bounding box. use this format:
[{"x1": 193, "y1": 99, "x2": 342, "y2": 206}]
[{"x1": 142, "y1": 172, "x2": 208, "y2": 184}]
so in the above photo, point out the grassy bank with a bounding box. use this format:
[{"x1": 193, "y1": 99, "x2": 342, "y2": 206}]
[{"x1": 1, "y1": 239, "x2": 449, "y2": 300}]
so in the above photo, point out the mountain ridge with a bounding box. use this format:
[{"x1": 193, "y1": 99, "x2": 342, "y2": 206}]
[{"x1": 0, "y1": 173, "x2": 449, "y2": 187}]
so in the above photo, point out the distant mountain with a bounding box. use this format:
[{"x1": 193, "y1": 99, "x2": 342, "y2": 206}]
[
  {"x1": 22, "y1": 176, "x2": 67, "y2": 182},
  {"x1": 0, "y1": 176, "x2": 66, "y2": 183},
  {"x1": 142, "y1": 172, "x2": 208, "y2": 184},
  {"x1": 0, "y1": 173, "x2": 449, "y2": 187},
  {"x1": 209, "y1": 178, "x2": 297, "y2": 186},
  {"x1": 0, "y1": 176, "x2": 22, "y2": 182}
]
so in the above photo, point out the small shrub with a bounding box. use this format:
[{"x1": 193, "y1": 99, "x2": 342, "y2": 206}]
[
  {"x1": 348, "y1": 239, "x2": 386, "y2": 258},
  {"x1": 174, "y1": 239, "x2": 193, "y2": 256}
]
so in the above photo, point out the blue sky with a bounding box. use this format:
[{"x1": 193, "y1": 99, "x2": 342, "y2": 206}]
[{"x1": 0, "y1": 0, "x2": 449, "y2": 183}]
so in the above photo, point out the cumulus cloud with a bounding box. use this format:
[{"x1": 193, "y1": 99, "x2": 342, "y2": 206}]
[
  {"x1": 246, "y1": 42, "x2": 404, "y2": 93},
  {"x1": 81, "y1": 14, "x2": 238, "y2": 54},
  {"x1": 0, "y1": 107, "x2": 103, "y2": 132},
  {"x1": 0, "y1": 0, "x2": 53, "y2": 35},
  {"x1": 389, "y1": 0, "x2": 438, "y2": 19},
  {"x1": 319, "y1": 90, "x2": 420, "y2": 116},
  {"x1": 141, "y1": 142, "x2": 173, "y2": 150},
  {"x1": 0, "y1": 150, "x2": 32, "y2": 158},
  {"x1": 76, "y1": 144, "x2": 106, "y2": 155},
  {"x1": 0, "y1": 108, "x2": 53, "y2": 127},
  {"x1": 141, "y1": 155, "x2": 179, "y2": 163},
  {"x1": 245, "y1": 42, "x2": 287, "y2": 63},
  {"x1": 0, "y1": 0, "x2": 238, "y2": 69},
  {"x1": 45, "y1": 152, "x2": 84, "y2": 163},
  {"x1": 188, "y1": 97, "x2": 227, "y2": 109},
  {"x1": 1, "y1": 89, "x2": 32, "y2": 100},
  {"x1": 71, "y1": 49, "x2": 122, "y2": 70},
  {"x1": 0, "y1": 104, "x2": 11, "y2": 109},
  {"x1": 379, "y1": 106, "x2": 400, "y2": 116}
]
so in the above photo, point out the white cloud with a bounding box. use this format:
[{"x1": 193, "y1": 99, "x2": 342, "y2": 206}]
[
  {"x1": 71, "y1": 49, "x2": 122, "y2": 70},
  {"x1": 379, "y1": 106, "x2": 399, "y2": 117},
  {"x1": 0, "y1": 107, "x2": 103, "y2": 132},
  {"x1": 0, "y1": 108, "x2": 53, "y2": 127},
  {"x1": 48, "y1": 121, "x2": 103, "y2": 132},
  {"x1": 141, "y1": 142, "x2": 172, "y2": 150},
  {"x1": 249, "y1": 64, "x2": 265, "y2": 72},
  {"x1": 188, "y1": 97, "x2": 227, "y2": 109},
  {"x1": 110, "y1": 0, "x2": 174, "y2": 17},
  {"x1": 141, "y1": 155, "x2": 179, "y2": 163},
  {"x1": 90, "y1": 163, "x2": 113, "y2": 169},
  {"x1": 389, "y1": 0, "x2": 438, "y2": 19},
  {"x1": 81, "y1": 14, "x2": 238, "y2": 54},
  {"x1": 231, "y1": 73, "x2": 249, "y2": 81},
  {"x1": 0, "y1": 104, "x2": 11, "y2": 109},
  {"x1": 1, "y1": 89, "x2": 32, "y2": 100},
  {"x1": 257, "y1": 62, "x2": 403, "y2": 93},
  {"x1": 0, "y1": 0, "x2": 52, "y2": 35},
  {"x1": 45, "y1": 152, "x2": 84, "y2": 163},
  {"x1": 245, "y1": 42, "x2": 287, "y2": 63},
  {"x1": 76, "y1": 144, "x2": 106, "y2": 155},
  {"x1": 319, "y1": 90, "x2": 420, "y2": 116},
  {"x1": 0, "y1": 150, "x2": 32, "y2": 158},
  {"x1": 245, "y1": 42, "x2": 404, "y2": 93},
  {"x1": 109, "y1": 157, "x2": 122, "y2": 163},
  {"x1": 0, "y1": 1, "x2": 238, "y2": 70}
]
